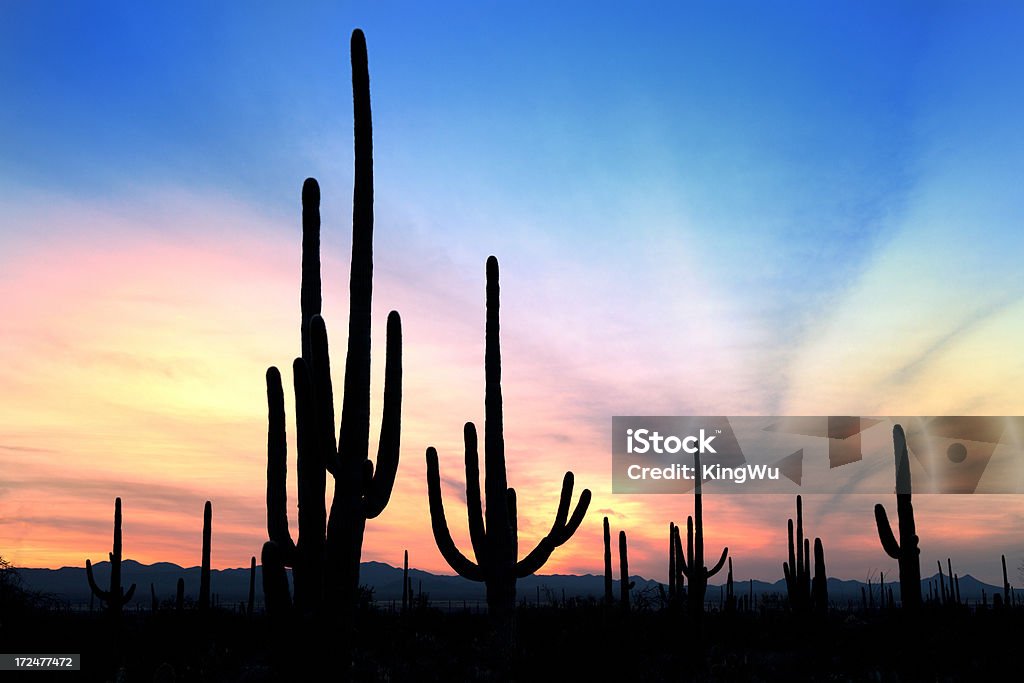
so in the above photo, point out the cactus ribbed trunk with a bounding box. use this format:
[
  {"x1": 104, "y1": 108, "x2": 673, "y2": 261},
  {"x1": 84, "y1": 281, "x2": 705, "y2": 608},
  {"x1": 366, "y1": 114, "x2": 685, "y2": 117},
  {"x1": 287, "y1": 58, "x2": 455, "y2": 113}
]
[
  {"x1": 426, "y1": 257, "x2": 591, "y2": 623},
  {"x1": 874, "y1": 425, "x2": 921, "y2": 609},
  {"x1": 262, "y1": 30, "x2": 403, "y2": 641},
  {"x1": 619, "y1": 530, "x2": 632, "y2": 610},
  {"x1": 85, "y1": 497, "x2": 137, "y2": 619},
  {"x1": 199, "y1": 501, "x2": 211, "y2": 611},
  {"x1": 603, "y1": 517, "x2": 613, "y2": 606},
  {"x1": 677, "y1": 452, "x2": 728, "y2": 618}
]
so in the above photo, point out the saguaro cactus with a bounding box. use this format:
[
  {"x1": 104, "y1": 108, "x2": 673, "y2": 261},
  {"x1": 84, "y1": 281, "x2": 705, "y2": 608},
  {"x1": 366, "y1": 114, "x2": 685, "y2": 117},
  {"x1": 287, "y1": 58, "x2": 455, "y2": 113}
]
[
  {"x1": 676, "y1": 452, "x2": 728, "y2": 617},
  {"x1": 604, "y1": 518, "x2": 613, "y2": 606},
  {"x1": 426, "y1": 257, "x2": 591, "y2": 618},
  {"x1": 247, "y1": 556, "x2": 256, "y2": 617},
  {"x1": 85, "y1": 497, "x2": 136, "y2": 618},
  {"x1": 199, "y1": 501, "x2": 212, "y2": 610},
  {"x1": 874, "y1": 424, "x2": 922, "y2": 609},
  {"x1": 619, "y1": 530, "x2": 635, "y2": 610},
  {"x1": 812, "y1": 538, "x2": 828, "y2": 614},
  {"x1": 402, "y1": 549, "x2": 409, "y2": 613},
  {"x1": 782, "y1": 495, "x2": 826, "y2": 613},
  {"x1": 783, "y1": 495, "x2": 810, "y2": 611},
  {"x1": 262, "y1": 28, "x2": 403, "y2": 621}
]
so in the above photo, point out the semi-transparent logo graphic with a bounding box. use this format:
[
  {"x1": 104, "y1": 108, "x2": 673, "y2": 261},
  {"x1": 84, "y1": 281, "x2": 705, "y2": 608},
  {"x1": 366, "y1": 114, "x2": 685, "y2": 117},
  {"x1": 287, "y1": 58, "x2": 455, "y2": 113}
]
[{"x1": 611, "y1": 417, "x2": 1024, "y2": 494}]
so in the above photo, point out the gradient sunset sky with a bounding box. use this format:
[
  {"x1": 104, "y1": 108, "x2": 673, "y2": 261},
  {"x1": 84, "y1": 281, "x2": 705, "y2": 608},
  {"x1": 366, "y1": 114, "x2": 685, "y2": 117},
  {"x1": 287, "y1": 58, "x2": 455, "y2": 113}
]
[{"x1": 2, "y1": 2, "x2": 1023, "y2": 587}]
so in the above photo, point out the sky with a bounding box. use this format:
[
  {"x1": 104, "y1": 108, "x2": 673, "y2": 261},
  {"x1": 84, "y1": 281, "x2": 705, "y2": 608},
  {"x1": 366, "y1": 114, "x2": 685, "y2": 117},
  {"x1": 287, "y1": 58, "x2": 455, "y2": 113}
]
[{"x1": 2, "y1": 2, "x2": 1023, "y2": 587}]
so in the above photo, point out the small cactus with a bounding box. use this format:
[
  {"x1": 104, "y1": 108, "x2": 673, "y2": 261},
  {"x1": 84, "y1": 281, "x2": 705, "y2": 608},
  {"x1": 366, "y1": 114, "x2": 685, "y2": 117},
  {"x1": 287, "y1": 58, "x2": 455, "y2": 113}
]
[
  {"x1": 199, "y1": 501, "x2": 212, "y2": 611},
  {"x1": 676, "y1": 452, "x2": 728, "y2": 618},
  {"x1": 603, "y1": 517, "x2": 613, "y2": 606},
  {"x1": 247, "y1": 556, "x2": 256, "y2": 617},
  {"x1": 85, "y1": 497, "x2": 136, "y2": 618},
  {"x1": 619, "y1": 530, "x2": 635, "y2": 610},
  {"x1": 874, "y1": 424, "x2": 922, "y2": 609}
]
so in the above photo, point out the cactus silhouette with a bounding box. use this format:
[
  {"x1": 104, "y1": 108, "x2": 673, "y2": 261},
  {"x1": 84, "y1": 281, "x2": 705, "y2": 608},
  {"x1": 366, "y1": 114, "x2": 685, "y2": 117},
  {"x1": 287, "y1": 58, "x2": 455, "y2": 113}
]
[
  {"x1": 262, "y1": 28, "x2": 403, "y2": 622},
  {"x1": 675, "y1": 452, "x2": 728, "y2": 617},
  {"x1": 426, "y1": 256, "x2": 591, "y2": 619},
  {"x1": 619, "y1": 530, "x2": 635, "y2": 610},
  {"x1": 175, "y1": 577, "x2": 184, "y2": 613},
  {"x1": 603, "y1": 517, "x2": 614, "y2": 606},
  {"x1": 1001, "y1": 554, "x2": 1011, "y2": 605},
  {"x1": 668, "y1": 521, "x2": 686, "y2": 607},
  {"x1": 402, "y1": 549, "x2": 409, "y2": 613},
  {"x1": 85, "y1": 497, "x2": 136, "y2": 618},
  {"x1": 782, "y1": 495, "x2": 827, "y2": 614},
  {"x1": 199, "y1": 501, "x2": 211, "y2": 611},
  {"x1": 247, "y1": 556, "x2": 256, "y2": 617},
  {"x1": 812, "y1": 538, "x2": 828, "y2": 614},
  {"x1": 725, "y1": 557, "x2": 735, "y2": 613},
  {"x1": 874, "y1": 424, "x2": 922, "y2": 609}
]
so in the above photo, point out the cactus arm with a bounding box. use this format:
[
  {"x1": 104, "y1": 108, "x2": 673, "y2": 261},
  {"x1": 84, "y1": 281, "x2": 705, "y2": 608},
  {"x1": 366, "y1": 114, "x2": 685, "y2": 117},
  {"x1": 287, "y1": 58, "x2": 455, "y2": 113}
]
[
  {"x1": 365, "y1": 310, "x2": 402, "y2": 518},
  {"x1": 425, "y1": 447, "x2": 484, "y2": 581},
  {"x1": 300, "y1": 177, "x2": 322, "y2": 363},
  {"x1": 707, "y1": 547, "x2": 729, "y2": 578},
  {"x1": 514, "y1": 473, "x2": 591, "y2": 577},
  {"x1": 121, "y1": 583, "x2": 137, "y2": 605},
  {"x1": 672, "y1": 523, "x2": 686, "y2": 578},
  {"x1": 85, "y1": 559, "x2": 111, "y2": 601},
  {"x1": 309, "y1": 316, "x2": 341, "y2": 476},
  {"x1": 336, "y1": 30, "x2": 375, "y2": 477},
  {"x1": 463, "y1": 423, "x2": 487, "y2": 562},
  {"x1": 874, "y1": 504, "x2": 901, "y2": 559},
  {"x1": 680, "y1": 516, "x2": 694, "y2": 577},
  {"x1": 265, "y1": 368, "x2": 297, "y2": 557}
]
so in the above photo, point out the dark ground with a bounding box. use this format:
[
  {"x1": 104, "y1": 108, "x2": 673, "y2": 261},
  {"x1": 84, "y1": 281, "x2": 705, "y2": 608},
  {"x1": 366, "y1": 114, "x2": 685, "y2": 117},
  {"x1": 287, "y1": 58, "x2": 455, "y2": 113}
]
[{"x1": 2, "y1": 601, "x2": 1020, "y2": 682}]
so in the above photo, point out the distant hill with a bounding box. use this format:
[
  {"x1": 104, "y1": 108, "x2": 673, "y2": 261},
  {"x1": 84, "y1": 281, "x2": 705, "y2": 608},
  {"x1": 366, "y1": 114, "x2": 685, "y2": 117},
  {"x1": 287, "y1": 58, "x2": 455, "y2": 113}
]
[{"x1": 16, "y1": 560, "x2": 1005, "y2": 609}]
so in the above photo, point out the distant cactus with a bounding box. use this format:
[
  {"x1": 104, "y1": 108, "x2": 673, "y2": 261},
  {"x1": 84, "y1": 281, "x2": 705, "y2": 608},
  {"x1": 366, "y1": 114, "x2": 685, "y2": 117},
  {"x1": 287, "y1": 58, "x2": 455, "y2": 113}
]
[
  {"x1": 812, "y1": 538, "x2": 828, "y2": 614},
  {"x1": 262, "y1": 29, "x2": 403, "y2": 622},
  {"x1": 85, "y1": 497, "x2": 136, "y2": 618},
  {"x1": 779, "y1": 495, "x2": 830, "y2": 615},
  {"x1": 402, "y1": 550, "x2": 409, "y2": 613},
  {"x1": 199, "y1": 501, "x2": 211, "y2": 611},
  {"x1": 150, "y1": 583, "x2": 158, "y2": 613},
  {"x1": 1002, "y1": 554, "x2": 1011, "y2": 605},
  {"x1": 725, "y1": 558, "x2": 735, "y2": 614},
  {"x1": 426, "y1": 257, "x2": 591, "y2": 618},
  {"x1": 874, "y1": 424, "x2": 922, "y2": 609},
  {"x1": 603, "y1": 517, "x2": 613, "y2": 606},
  {"x1": 676, "y1": 452, "x2": 728, "y2": 618},
  {"x1": 247, "y1": 556, "x2": 256, "y2": 617},
  {"x1": 668, "y1": 522, "x2": 677, "y2": 603},
  {"x1": 668, "y1": 522, "x2": 685, "y2": 607},
  {"x1": 619, "y1": 531, "x2": 635, "y2": 610}
]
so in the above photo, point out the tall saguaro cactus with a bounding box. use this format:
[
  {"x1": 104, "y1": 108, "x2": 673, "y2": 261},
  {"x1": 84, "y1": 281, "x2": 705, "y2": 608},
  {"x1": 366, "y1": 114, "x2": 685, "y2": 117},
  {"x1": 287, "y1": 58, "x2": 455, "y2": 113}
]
[
  {"x1": 603, "y1": 517, "x2": 613, "y2": 606},
  {"x1": 426, "y1": 256, "x2": 591, "y2": 619},
  {"x1": 874, "y1": 424, "x2": 922, "y2": 609},
  {"x1": 199, "y1": 501, "x2": 212, "y2": 610},
  {"x1": 676, "y1": 452, "x2": 728, "y2": 617},
  {"x1": 619, "y1": 530, "x2": 634, "y2": 610},
  {"x1": 85, "y1": 497, "x2": 136, "y2": 618},
  {"x1": 262, "y1": 28, "x2": 403, "y2": 622}
]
